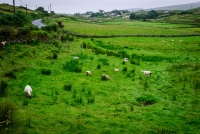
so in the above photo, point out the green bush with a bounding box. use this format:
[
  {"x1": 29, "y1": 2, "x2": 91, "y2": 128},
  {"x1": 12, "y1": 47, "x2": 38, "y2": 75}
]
[
  {"x1": 98, "y1": 58, "x2": 109, "y2": 66},
  {"x1": 123, "y1": 67, "x2": 127, "y2": 72},
  {"x1": 63, "y1": 60, "x2": 82, "y2": 73},
  {"x1": 41, "y1": 69, "x2": 51, "y2": 75},
  {"x1": 5, "y1": 71, "x2": 16, "y2": 79},
  {"x1": 64, "y1": 83, "x2": 72, "y2": 91},
  {"x1": 52, "y1": 53, "x2": 58, "y2": 59},
  {"x1": 136, "y1": 94, "x2": 157, "y2": 106},
  {"x1": 0, "y1": 81, "x2": 8, "y2": 97},
  {"x1": 97, "y1": 64, "x2": 101, "y2": 69}
]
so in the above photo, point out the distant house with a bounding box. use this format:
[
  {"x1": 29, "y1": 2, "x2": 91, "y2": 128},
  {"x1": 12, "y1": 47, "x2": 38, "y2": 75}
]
[{"x1": 164, "y1": 11, "x2": 170, "y2": 14}]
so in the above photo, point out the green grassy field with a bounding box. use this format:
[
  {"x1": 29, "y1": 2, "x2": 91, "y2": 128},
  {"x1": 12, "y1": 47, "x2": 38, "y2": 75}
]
[
  {"x1": 44, "y1": 17, "x2": 200, "y2": 36},
  {"x1": 0, "y1": 17, "x2": 200, "y2": 133}
]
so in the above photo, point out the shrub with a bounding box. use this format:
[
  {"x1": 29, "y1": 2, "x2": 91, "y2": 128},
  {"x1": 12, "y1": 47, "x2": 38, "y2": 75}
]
[
  {"x1": 63, "y1": 60, "x2": 82, "y2": 73},
  {"x1": 52, "y1": 53, "x2": 58, "y2": 59},
  {"x1": 82, "y1": 42, "x2": 87, "y2": 48},
  {"x1": 130, "y1": 59, "x2": 140, "y2": 65},
  {"x1": 123, "y1": 67, "x2": 127, "y2": 72},
  {"x1": 87, "y1": 95, "x2": 95, "y2": 104},
  {"x1": 0, "y1": 81, "x2": 8, "y2": 97},
  {"x1": 5, "y1": 71, "x2": 16, "y2": 79},
  {"x1": 41, "y1": 69, "x2": 51, "y2": 75},
  {"x1": 98, "y1": 58, "x2": 109, "y2": 66},
  {"x1": 0, "y1": 102, "x2": 16, "y2": 128},
  {"x1": 136, "y1": 94, "x2": 157, "y2": 106},
  {"x1": 97, "y1": 64, "x2": 101, "y2": 69},
  {"x1": 64, "y1": 83, "x2": 72, "y2": 91}
]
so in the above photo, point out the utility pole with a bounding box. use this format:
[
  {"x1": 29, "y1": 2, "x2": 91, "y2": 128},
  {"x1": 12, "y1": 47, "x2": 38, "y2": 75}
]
[
  {"x1": 26, "y1": 4, "x2": 27, "y2": 15},
  {"x1": 13, "y1": 0, "x2": 15, "y2": 12},
  {"x1": 50, "y1": 3, "x2": 51, "y2": 13}
]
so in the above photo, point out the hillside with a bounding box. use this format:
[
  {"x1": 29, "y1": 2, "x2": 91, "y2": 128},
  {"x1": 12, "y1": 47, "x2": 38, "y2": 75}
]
[
  {"x1": 151, "y1": 1, "x2": 200, "y2": 11},
  {"x1": 0, "y1": 3, "x2": 37, "y2": 15},
  {"x1": 128, "y1": 2, "x2": 200, "y2": 12}
]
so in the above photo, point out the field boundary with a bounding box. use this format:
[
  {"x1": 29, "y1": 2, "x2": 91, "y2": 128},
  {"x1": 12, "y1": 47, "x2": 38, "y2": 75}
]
[{"x1": 65, "y1": 31, "x2": 200, "y2": 38}]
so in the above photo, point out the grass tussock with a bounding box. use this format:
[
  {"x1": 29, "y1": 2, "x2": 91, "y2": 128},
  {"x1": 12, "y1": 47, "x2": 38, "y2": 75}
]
[{"x1": 0, "y1": 80, "x2": 8, "y2": 97}]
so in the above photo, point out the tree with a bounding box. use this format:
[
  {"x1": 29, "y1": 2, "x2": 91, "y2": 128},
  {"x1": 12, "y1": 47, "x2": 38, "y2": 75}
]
[
  {"x1": 147, "y1": 10, "x2": 159, "y2": 19},
  {"x1": 130, "y1": 13, "x2": 136, "y2": 19},
  {"x1": 36, "y1": 7, "x2": 45, "y2": 12}
]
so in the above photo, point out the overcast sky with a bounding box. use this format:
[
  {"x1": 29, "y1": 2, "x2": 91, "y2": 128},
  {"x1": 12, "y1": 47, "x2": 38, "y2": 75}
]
[{"x1": 1, "y1": 0, "x2": 200, "y2": 14}]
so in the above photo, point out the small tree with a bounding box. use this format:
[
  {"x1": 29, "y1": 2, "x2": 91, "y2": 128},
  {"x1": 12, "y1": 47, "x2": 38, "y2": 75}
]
[
  {"x1": 130, "y1": 13, "x2": 136, "y2": 19},
  {"x1": 147, "y1": 10, "x2": 159, "y2": 19}
]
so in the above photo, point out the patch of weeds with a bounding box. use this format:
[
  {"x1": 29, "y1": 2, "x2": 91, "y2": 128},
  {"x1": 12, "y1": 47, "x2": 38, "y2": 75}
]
[
  {"x1": 136, "y1": 94, "x2": 157, "y2": 106},
  {"x1": 63, "y1": 60, "x2": 82, "y2": 73},
  {"x1": 97, "y1": 64, "x2": 101, "y2": 69},
  {"x1": 41, "y1": 68, "x2": 51, "y2": 75},
  {"x1": 98, "y1": 58, "x2": 110, "y2": 66},
  {"x1": 64, "y1": 83, "x2": 72, "y2": 91},
  {"x1": 5, "y1": 70, "x2": 16, "y2": 79},
  {"x1": 0, "y1": 80, "x2": 8, "y2": 97}
]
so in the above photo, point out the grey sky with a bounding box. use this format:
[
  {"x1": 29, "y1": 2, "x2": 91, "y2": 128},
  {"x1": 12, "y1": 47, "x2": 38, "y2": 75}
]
[{"x1": 1, "y1": 0, "x2": 200, "y2": 14}]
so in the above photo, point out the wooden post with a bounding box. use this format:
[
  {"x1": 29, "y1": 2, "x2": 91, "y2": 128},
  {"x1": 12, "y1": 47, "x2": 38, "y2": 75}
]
[
  {"x1": 13, "y1": 0, "x2": 15, "y2": 12},
  {"x1": 26, "y1": 4, "x2": 27, "y2": 15}
]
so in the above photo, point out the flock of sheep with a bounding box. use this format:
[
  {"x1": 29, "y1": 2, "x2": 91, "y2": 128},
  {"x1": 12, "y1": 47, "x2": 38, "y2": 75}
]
[
  {"x1": 1, "y1": 41, "x2": 151, "y2": 98},
  {"x1": 162, "y1": 39, "x2": 182, "y2": 44},
  {"x1": 23, "y1": 56, "x2": 152, "y2": 99}
]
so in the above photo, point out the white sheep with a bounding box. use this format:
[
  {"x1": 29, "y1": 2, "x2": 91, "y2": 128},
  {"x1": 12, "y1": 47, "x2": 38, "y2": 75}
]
[
  {"x1": 24, "y1": 85, "x2": 32, "y2": 98},
  {"x1": 102, "y1": 74, "x2": 110, "y2": 80},
  {"x1": 123, "y1": 58, "x2": 128, "y2": 62},
  {"x1": 73, "y1": 56, "x2": 79, "y2": 60},
  {"x1": 141, "y1": 70, "x2": 152, "y2": 77},
  {"x1": 0, "y1": 41, "x2": 6, "y2": 48},
  {"x1": 162, "y1": 40, "x2": 165, "y2": 43},
  {"x1": 114, "y1": 67, "x2": 119, "y2": 72},
  {"x1": 86, "y1": 70, "x2": 91, "y2": 76},
  {"x1": 180, "y1": 40, "x2": 182, "y2": 43}
]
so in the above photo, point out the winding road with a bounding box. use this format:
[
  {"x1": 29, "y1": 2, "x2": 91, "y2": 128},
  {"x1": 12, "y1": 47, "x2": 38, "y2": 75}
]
[{"x1": 32, "y1": 19, "x2": 46, "y2": 28}]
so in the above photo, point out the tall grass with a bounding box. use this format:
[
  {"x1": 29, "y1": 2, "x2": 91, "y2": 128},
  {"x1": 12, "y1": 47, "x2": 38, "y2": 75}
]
[
  {"x1": 63, "y1": 60, "x2": 82, "y2": 73},
  {"x1": 0, "y1": 81, "x2": 8, "y2": 97}
]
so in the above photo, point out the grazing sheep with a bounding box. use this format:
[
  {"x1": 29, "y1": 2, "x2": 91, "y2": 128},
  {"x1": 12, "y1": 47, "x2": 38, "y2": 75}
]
[
  {"x1": 73, "y1": 56, "x2": 79, "y2": 60},
  {"x1": 86, "y1": 70, "x2": 91, "y2": 76},
  {"x1": 141, "y1": 70, "x2": 152, "y2": 77},
  {"x1": 180, "y1": 40, "x2": 182, "y2": 43},
  {"x1": 171, "y1": 39, "x2": 174, "y2": 42},
  {"x1": 162, "y1": 40, "x2": 165, "y2": 43},
  {"x1": 24, "y1": 85, "x2": 32, "y2": 98},
  {"x1": 0, "y1": 41, "x2": 6, "y2": 48},
  {"x1": 102, "y1": 74, "x2": 110, "y2": 80},
  {"x1": 123, "y1": 58, "x2": 128, "y2": 62},
  {"x1": 115, "y1": 67, "x2": 119, "y2": 72}
]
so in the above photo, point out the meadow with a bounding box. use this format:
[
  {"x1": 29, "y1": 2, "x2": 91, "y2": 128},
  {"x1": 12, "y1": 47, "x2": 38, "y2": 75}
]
[
  {"x1": 44, "y1": 17, "x2": 200, "y2": 36},
  {"x1": 0, "y1": 17, "x2": 200, "y2": 134}
]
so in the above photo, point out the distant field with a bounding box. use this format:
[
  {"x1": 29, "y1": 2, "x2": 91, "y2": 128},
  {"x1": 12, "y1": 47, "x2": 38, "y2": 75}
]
[{"x1": 45, "y1": 17, "x2": 200, "y2": 36}]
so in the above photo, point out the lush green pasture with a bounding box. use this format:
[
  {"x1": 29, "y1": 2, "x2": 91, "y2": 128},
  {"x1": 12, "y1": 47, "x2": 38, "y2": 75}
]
[
  {"x1": 45, "y1": 17, "x2": 200, "y2": 36},
  {"x1": 0, "y1": 4, "x2": 36, "y2": 15},
  {"x1": 0, "y1": 33, "x2": 200, "y2": 133}
]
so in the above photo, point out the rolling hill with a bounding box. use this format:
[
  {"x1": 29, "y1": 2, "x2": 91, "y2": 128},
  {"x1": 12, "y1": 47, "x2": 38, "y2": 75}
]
[{"x1": 128, "y1": 2, "x2": 200, "y2": 12}]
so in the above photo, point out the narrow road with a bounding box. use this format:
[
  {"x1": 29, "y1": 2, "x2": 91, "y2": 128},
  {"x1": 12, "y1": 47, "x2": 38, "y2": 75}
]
[{"x1": 32, "y1": 19, "x2": 46, "y2": 28}]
